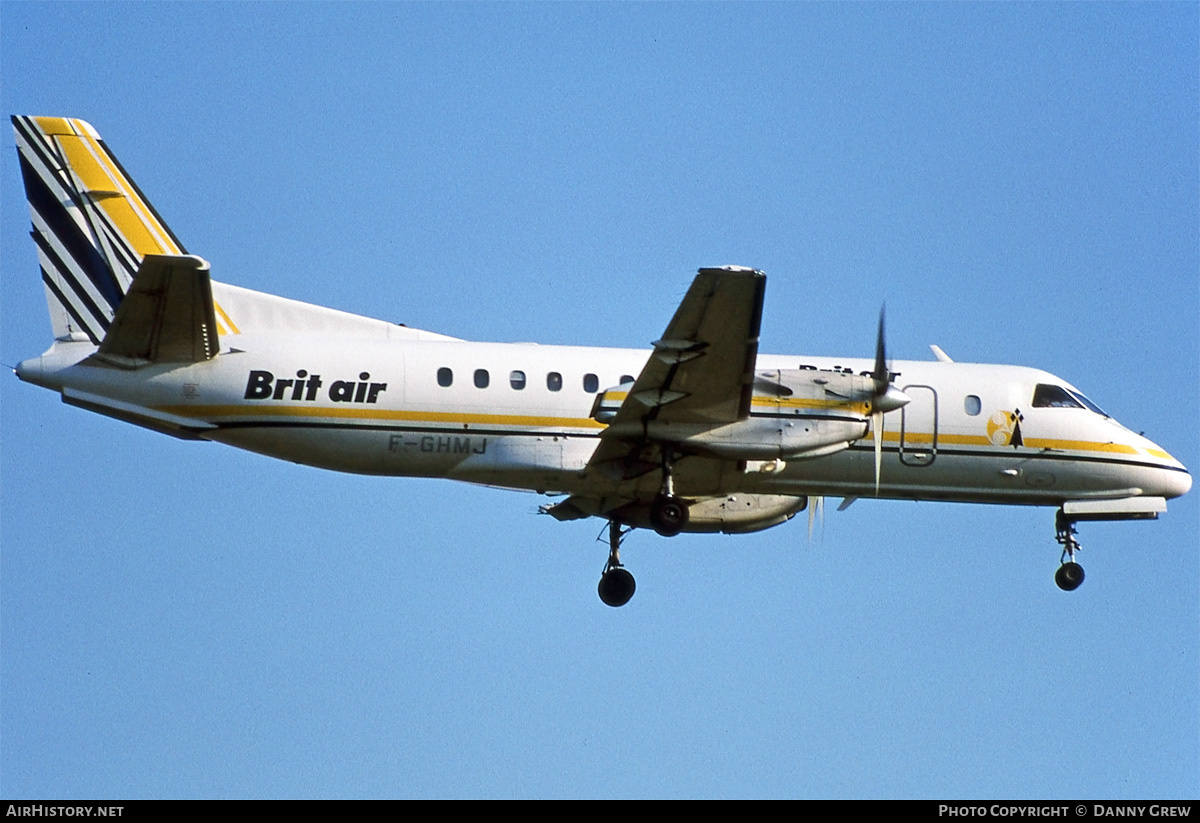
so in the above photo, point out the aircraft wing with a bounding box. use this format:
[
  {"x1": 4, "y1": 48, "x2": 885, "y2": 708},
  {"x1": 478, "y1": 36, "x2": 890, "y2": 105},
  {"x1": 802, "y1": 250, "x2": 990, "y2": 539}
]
[
  {"x1": 576, "y1": 266, "x2": 764, "y2": 492},
  {"x1": 610, "y1": 266, "x2": 764, "y2": 428}
]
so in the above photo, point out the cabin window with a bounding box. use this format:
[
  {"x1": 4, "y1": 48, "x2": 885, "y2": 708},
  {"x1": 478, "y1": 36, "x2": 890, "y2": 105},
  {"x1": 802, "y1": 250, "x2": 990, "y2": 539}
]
[
  {"x1": 510, "y1": 370, "x2": 526, "y2": 390},
  {"x1": 437, "y1": 367, "x2": 453, "y2": 387},
  {"x1": 964, "y1": 395, "x2": 981, "y2": 416},
  {"x1": 1032, "y1": 384, "x2": 1083, "y2": 409},
  {"x1": 620, "y1": 374, "x2": 634, "y2": 385},
  {"x1": 474, "y1": 369, "x2": 490, "y2": 389},
  {"x1": 547, "y1": 372, "x2": 563, "y2": 392},
  {"x1": 583, "y1": 373, "x2": 599, "y2": 393}
]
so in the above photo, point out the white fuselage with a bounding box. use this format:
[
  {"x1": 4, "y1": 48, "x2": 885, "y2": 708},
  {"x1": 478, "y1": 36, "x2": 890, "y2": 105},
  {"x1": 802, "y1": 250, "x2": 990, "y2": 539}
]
[{"x1": 17, "y1": 334, "x2": 1192, "y2": 508}]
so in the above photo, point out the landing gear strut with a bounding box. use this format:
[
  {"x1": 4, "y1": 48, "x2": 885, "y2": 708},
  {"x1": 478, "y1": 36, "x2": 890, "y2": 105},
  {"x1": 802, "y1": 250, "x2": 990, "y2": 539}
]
[
  {"x1": 649, "y1": 448, "x2": 689, "y2": 537},
  {"x1": 1054, "y1": 509, "x2": 1085, "y2": 591},
  {"x1": 598, "y1": 520, "x2": 636, "y2": 607}
]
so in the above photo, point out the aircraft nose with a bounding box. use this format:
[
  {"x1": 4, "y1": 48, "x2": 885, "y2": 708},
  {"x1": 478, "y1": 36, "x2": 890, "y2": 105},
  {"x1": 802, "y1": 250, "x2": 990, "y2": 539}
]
[
  {"x1": 1143, "y1": 443, "x2": 1191, "y2": 499},
  {"x1": 1158, "y1": 465, "x2": 1192, "y2": 499}
]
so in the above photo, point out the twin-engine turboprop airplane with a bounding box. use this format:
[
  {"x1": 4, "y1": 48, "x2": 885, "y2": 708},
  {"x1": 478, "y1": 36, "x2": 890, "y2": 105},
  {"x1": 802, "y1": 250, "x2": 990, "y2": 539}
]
[{"x1": 11, "y1": 115, "x2": 1192, "y2": 606}]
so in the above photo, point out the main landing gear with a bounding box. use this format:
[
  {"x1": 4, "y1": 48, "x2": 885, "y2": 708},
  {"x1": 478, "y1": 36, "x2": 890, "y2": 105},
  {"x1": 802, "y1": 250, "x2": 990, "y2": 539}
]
[
  {"x1": 1054, "y1": 509, "x2": 1085, "y2": 592},
  {"x1": 598, "y1": 520, "x2": 636, "y2": 607},
  {"x1": 650, "y1": 495, "x2": 688, "y2": 536},
  {"x1": 598, "y1": 448, "x2": 691, "y2": 606},
  {"x1": 649, "y1": 448, "x2": 689, "y2": 537}
]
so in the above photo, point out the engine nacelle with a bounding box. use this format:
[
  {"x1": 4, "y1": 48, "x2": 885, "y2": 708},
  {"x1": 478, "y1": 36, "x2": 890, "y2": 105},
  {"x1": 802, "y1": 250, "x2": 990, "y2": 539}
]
[
  {"x1": 628, "y1": 415, "x2": 867, "y2": 460},
  {"x1": 593, "y1": 368, "x2": 904, "y2": 461},
  {"x1": 616, "y1": 493, "x2": 808, "y2": 534}
]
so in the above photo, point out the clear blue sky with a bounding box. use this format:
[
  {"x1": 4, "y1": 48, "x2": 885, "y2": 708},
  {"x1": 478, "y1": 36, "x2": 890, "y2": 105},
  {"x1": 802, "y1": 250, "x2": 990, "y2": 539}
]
[{"x1": 2, "y1": 2, "x2": 1196, "y2": 798}]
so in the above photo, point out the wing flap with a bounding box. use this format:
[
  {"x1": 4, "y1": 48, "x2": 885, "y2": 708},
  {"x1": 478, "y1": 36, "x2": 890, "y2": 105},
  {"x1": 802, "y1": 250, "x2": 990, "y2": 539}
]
[{"x1": 95, "y1": 254, "x2": 219, "y2": 367}]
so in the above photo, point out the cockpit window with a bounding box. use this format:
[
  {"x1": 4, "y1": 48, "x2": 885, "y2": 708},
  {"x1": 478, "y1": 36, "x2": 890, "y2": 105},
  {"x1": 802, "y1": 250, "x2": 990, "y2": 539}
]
[
  {"x1": 1032, "y1": 384, "x2": 1084, "y2": 410},
  {"x1": 1067, "y1": 388, "x2": 1109, "y2": 418},
  {"x1": 1031, "y1": 383, "x2": 1110, "y2": 417}
]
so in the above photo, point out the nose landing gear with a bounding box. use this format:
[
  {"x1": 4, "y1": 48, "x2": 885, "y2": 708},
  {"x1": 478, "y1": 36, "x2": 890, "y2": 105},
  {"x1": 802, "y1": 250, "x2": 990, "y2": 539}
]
[
  {"x1": 1054, "y1": 509, "x2": 1085, "y2": 591},
  {"x1": 598, "y1": 520, "x2": 636, "y2": 607}
]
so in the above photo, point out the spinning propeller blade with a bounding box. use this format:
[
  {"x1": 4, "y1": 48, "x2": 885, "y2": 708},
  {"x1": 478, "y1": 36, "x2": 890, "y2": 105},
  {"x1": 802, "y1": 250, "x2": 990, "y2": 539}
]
[
  {"x1": 868, "y1": 307, "x2": 910, "y2": 495},
  {"x1": 806, "y1": 495, "x2": 825, "y2": 543},
  {"x1": 873, "y1": 308, "x2": 886, "y2": 494}
]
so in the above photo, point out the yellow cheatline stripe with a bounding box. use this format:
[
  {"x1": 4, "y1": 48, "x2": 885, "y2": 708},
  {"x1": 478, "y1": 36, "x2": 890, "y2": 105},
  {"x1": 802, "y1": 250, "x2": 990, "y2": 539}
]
[
  {"x1": 940, "y1": 433, "x2": 992, "y2": 445},
  {"x1": 601, "y1": 390, "x2": 871, "y2": 415},
  {"x1": 1147, "y1": 449, "x2": 1171, "y2": 459},
  {"x1": 866, "y1": 430, "x2": 1141, "y2": 454},
  {"x1": 1024, "y1": 438, "x2": 1138, "y2": 455},
  {"x1": 155, "y1": 403, "x2": 607, "y2": 430},
  {"x1": 754, "y1": 396, "x2": 872, "y2": 413},
  {"x1": 214, "y1": 302, "x2": 240, "y2": 334},
  {"x1": 159, "y1": 399, "x2": 1153, "y2": 454}
]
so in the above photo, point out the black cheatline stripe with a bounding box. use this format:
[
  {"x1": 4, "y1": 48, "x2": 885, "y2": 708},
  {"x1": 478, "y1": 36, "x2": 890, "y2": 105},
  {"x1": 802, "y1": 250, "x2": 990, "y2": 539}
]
[
  {"x1": 32, "y1": 230, "x2": 111, "y2": 335},
  {"x1": 98, "y1": 139, "x2": 189, "y2": 254},
  {"x1": 210, "y1": 420, "x2": 603, "y2": 439},
  {"x1": 19, "y1": 154, "x2": 123, "y2": 309},
  {"x1": 40, "y1": 267, "x2": 102, "y2": 343},
  {"x1": 845, "y1": 442, "x2": 1189, "y2": 474}
]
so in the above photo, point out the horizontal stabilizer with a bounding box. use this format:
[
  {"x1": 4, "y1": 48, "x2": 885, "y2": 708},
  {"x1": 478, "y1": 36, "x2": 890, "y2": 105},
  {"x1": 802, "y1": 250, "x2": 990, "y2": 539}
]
[
  {"x1": 96, "y1": 255, "x2": 219, "y2": 367},
  {"x1": 62, "y1": 388, "x2": 215, "y2": 440}
]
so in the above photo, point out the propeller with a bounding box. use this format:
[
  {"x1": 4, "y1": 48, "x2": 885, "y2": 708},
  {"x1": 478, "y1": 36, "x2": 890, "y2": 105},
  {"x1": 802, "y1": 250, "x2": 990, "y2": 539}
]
[
  {"x1": 868, "y1": 306, "x2": 910, "y2": 495},
  {"x1": 806, "y1": 495, "x2": 825, "y2": 543}
]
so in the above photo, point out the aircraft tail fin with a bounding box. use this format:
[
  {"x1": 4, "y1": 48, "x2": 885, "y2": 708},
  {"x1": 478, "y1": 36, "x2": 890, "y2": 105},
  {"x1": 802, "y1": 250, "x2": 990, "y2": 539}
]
[
  {"x1": 13, "y1": 115, "x2": 462, "y2": 346},
  {"x1": 12, "y1": 115, "x2": 187, "y2": 344}
]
